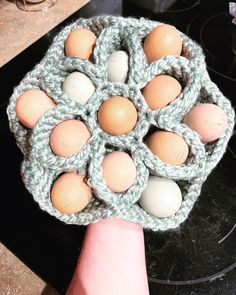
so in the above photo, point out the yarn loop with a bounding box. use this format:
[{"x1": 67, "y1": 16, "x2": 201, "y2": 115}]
[{"x1": 7, "y1": 16, "x2": 235, "y2": 231}]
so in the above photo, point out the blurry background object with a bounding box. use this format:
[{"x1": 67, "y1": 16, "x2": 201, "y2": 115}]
[
  {"x1": 123, "y1": 0, "x2": 200, "y2": 31},
  {"x1": 0, "y1": 0, "x2": 90, "y2": 67},
  {"x1": 16, "y1": 0, "x2": 58, "y2": 12},
  {"x1": 229, "y1": 2, "x2": 236, "y2": 24},
  {"x1": 124, "y1": 0, "x2": 178, "y2": 13},
  {"x1": 79, "y1": 0, "x2": 122, "y2": 17}
]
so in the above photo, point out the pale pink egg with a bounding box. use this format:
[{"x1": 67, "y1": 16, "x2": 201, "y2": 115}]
[
  {"x1": 16, "y1": 89, "x2": 55, "y2": 129},
  {"x1": 183, "y1": 103, "x2": 228, "y2": 143},
  {"x1": 50, "y1": 119, "x2": 91, "y2": 157},
  {"x1": 102, "y1": 151, "x2": 137, "y2": 192}
]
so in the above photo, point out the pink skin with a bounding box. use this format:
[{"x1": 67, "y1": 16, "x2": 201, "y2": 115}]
[{"x1": 66, "y1": 218, "x2": 150, "y2": 295}]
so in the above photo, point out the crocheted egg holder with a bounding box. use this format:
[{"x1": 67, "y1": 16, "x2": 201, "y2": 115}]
[
  {"x1": 20, "y1": 156, "x2": 201, "y2": 231},
  {"x1": 21, "y1": 159, "x2": 111, "y2": 225},
  {"x1": 28, "y1": 104, "x2": 94, "y2": 173},
  {"x1": 191, "y1": 74, "x2": 235, "y2": 177},
  {"x1": 140, "y1": 125, "x2": 206, "y2": 181},
  {"x1": 7, "y1": 15, "x2": 203, "y2": 155},
  {"x1": 88, "y1": 139, "x2": 149, "y2": 208},
  {"x1": 7, "y1": 72, "x2": 43, "y2": 156},
  {"x1": 86, "y1": 83, "x2": 150, "y2": 147},
  {"x1": 41, "y1": 56, "x2": 101, "y2": 106},
  {"x1": 137, "y1": 54, "x2": 207, "y2": 181},
  {"x1": 7, "y1": 16, "x2": 235, "y2": 231},
  {"x1": 143, "y1": 56, "x2": 201, "y2": 123}
]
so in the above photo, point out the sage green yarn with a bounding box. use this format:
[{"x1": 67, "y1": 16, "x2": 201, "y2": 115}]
[{"x1": 7, "y1": 16, "x2": 235, "y2": 231}]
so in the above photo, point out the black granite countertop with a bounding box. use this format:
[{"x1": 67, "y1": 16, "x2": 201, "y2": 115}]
[{"x1": 1, "y1": 1, "x2": 236, "y2": 294}]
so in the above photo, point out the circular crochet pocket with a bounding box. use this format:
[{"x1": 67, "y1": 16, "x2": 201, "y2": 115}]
[{"x1": 7, "y1": 16, "x2": 235, "y2": 231}]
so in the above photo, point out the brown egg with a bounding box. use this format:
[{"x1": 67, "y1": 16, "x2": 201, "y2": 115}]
[
  {"x1": 143, "y1": 75, "x2": 182, "y2": 110},
  {"x1": 146, "y1": 130, "x2": 189, "y2": 165},
  {"x1": 144, "y1": 24, "x2": 182, "y2": 63},
  {"x1": 65, "y1": 28, "x2": 97, "y2": 60},
  {"x1": 50, "y1": 119, "x2": 91, "y2": 157},
  {"x1": 51, "y1": 172, "x2": 92, "y2": 214},
  {"x1": 97, "y1": 96, "x2": 138, "y2": 135},
  {"x1": 15, "y1": 89, "x2": 55, "y2": 129}
]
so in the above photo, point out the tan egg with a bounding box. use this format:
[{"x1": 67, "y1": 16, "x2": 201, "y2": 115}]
[
  {"x1": 146, "y1": 130, "x2": 189, "y2": 165},
  {"x1": 51, "y1": 172, "x2": 92, "y2": 214},
  {"x1": 183, "y1": 103, "x2": 228, "y2": 143},
  {"x1": 65, "y1": 28, "x2": 97, "y2": 60},
  {"x1": 15, "y1": 89, "x2": 55, "y2": 129},
  {"x1": 143, "y1": 75, "x2": 182, "y2": 110},
  {"x1": 144, "y1": 24, "x2": 182, "y2": 63},
  {"x1": 50, "y1": 119, "x2": 91, "y2": 157},
  {"x1": 102, "y1": 151, "x2": 137, "y2": 192},
  {"x1": 97, "y1": 96, "x2": 138, "y2": 135}
]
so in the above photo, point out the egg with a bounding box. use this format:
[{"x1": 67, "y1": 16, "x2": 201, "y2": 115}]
[
  {"x1": 144, "y1": 24, "x2": 182, "y2": 63},
  {"x1": 143, "y1": 75, "x2": 182, "y2": 110},
  {"x1": 50, "y1": 119, "x2": 91, "y2": 157},
  {"x1": 51, "y1": 172, "x2": 92, "y2": 214},
  {"x1": 183, "y1": 103, "x2": 228, "y2": 143},
  {"x1": 107, "y1": 51, "x2": 129, "y2": 82},
  {"x1": 146, "y1": 130, "x2": 189, "y2": 165},
  {"x1": 65, "y1": 28, "x2": 97, "y2": 60},
  {"x1": 102, "y1": 151, "x2": 137, "y2": 192},
  {"x1": 62, "y1": 72, "x2": 95, "y2": 106},
  {"x1": 98, "y1": 96, "x2": 138, "y2": 135},
  {"x1": 15, "y1": 89, "x2": 55, "y2": 129},
  {"x1": 139, "y1": 176, "x2": 182, "y2": 218}
]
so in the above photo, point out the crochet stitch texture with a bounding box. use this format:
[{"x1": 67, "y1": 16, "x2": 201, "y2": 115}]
[{"x1": 7, "y1": 16, "x2": 235, "y2": 231}]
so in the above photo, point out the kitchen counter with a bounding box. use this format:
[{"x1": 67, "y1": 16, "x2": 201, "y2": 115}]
[{"x1": 0, "y1": 0, "x2": 90, "y2": 67}]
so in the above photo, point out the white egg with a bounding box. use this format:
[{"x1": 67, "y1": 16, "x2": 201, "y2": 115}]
[
  {"x1": 107, "y1": 51, "x2": 129, "y2": 82},
  {"x1": 62, "y1": 72, "x2": 95, "y2": 106},
  {"x1": 139, "y1": 176, "x2": 182, "y2": 218}
]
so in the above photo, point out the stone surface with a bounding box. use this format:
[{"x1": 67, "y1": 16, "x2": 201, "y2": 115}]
[
  {"x1": 0, "y1": 0, "x2": 90, "y2": 67},
  {"x1": 0, "y1": 1, "x2": 90, "y2": 294},
  {"x1": 0, "y1": 242, "x2": 60, "y2": 295}
]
